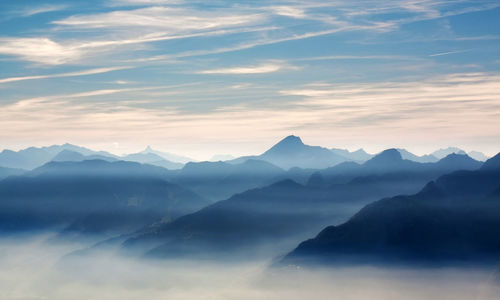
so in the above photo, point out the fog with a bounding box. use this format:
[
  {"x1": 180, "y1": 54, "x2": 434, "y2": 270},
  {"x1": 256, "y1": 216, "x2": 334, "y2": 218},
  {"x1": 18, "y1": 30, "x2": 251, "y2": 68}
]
[{"x1": 1, "y1": 233, "x2": 499, "y2": 300}]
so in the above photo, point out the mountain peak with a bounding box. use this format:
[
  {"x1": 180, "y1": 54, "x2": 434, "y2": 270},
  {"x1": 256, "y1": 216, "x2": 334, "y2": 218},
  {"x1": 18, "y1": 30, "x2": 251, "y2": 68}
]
[
  {"x1": 369, "y1": 148, "x2": 402, "y2": 162},
  {"x1": 481, "y1": 152, "x2": 500, "y2": 171},
  {"x1": 263, "y1": 135, "x2": 305, "y2": 156},
  {"x1": 278, "y1": 135, "x2": 303, "y2": 146}
]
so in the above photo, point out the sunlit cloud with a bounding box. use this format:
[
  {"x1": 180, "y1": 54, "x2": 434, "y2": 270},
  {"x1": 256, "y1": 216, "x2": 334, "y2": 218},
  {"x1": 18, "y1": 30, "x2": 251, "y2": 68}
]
[
  {"x1": 0, "y1": 37, "x2": 82, "y2": 65},
  {"x1": 1, "y1": 72, "x2": 499, "y2": 157},
  {"x1": 53, "y1": 6, "x2": 264, "y2": 30}
]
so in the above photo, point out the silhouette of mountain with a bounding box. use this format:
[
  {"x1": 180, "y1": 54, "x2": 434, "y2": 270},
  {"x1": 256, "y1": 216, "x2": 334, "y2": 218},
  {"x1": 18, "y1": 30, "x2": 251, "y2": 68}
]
[
  {"x1": 52, "y1": 150, "x2": 117, "y2": 162},
  {"x1": 319, "y1": 150, "x2": 481, "y2": 185},
  {"x1": 431, "y1": 147, "x2": 467, "y2": 159},
  {"x1": 167, "y1": 159, "x2": 285, "y2": 201},
  {"x1": 396, "y1": 149, "x2": 438, "y2": 163},
  {"x1": 229, "y1": 135, "x2": 348, "y2": 170},
  {"x1": 140, "y1": 146, "x2": 194, "y2": 164},
  {"x1": 122, "y1": 179, "x2": 348, "y2": 258},
  {"x1": 0, "y1": 160, "x2": 208, "y2": 235},
  {"x1": 0, "y1": 166, "x2": 25, "y2": 180},
  {"x1": 282, "y1": 153, "x2": 500, "y2": 266},
  {"x1": 259, "y1": 135, "x2": 346, "y2": 169},
  {"x1": 330, "y1": 148, "x2": 373, "y2": 162},
  {"x1": 120, "y1": 153, "x2": 483, "y2": 259},
  {"x1": 480, "y1": 153, "x2": 500, "y2": 171},
  {"x1": 0, "y1": 144, "x2": 117, "y2": 170},
  {"x1": 122, "y1": 152, "x2": 184, "y2": 170}
]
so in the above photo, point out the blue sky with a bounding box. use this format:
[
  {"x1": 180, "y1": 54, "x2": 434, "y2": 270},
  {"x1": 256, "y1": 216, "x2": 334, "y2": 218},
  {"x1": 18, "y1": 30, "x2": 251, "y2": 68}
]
[{"x1": 0, "y1": 0, "x2": 500, "y2": 158}]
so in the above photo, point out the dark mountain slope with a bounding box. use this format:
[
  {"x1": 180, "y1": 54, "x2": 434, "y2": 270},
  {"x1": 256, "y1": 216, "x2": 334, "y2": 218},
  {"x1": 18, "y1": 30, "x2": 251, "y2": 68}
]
[
  {"x1": 122, "y1": 180, "x2": 348, "y2": 259},
  {"x1": 282, "y1": 153, "x2": 500, "y2": 266}
]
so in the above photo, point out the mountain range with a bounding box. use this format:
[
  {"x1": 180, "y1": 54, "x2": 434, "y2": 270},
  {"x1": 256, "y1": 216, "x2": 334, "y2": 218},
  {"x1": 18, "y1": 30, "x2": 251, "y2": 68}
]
[
  {"x1": 281, "y1": 153, "x2": 500, "y2": 266},
  {"x1": 0, "y1": 160, "x2": 208, "y2": 236},
  {"x1": 114, "y1": 150, "x2": 483, "y2": 259},
  {"x1": 0, "y1": 135, "x2": 496, "y2": 267}
]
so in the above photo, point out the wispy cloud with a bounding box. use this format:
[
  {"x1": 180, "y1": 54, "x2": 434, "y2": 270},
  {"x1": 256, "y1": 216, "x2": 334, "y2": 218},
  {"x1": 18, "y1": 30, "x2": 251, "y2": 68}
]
[
  {"x1": 2, "y1": 72, "x2": 500, "y2": 156},
  {"x1": 0, "y1": 37, "x2": 81, "y2": 65},
  {"x1": 0, "y1": 66, "x2": 131, "y2": 84},
  {"x1": 19, "y1": 4, "x2": 68, "y2": 17},
  {"x1": 53, "y1": 6, "x2": 264, "y2": 30},
  {"x1": 429, "y1": 50, "x2": 469, "y2": 57},
  {"x1": 197, "y1": 62, "x2": 298, "y2": 75}
]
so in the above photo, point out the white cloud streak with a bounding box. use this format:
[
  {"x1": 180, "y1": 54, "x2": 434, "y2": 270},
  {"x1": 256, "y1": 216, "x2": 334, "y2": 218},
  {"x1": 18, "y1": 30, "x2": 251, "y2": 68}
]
[
  {"x1": 20, "y1": 4, "x2": 68, "y2": 17},
  {"x1": 0, "y1": 66, "x2": 131, "y2": 84},
  {"x1": 429, "y1": 50, "x2": 469, "y2": 57},
  {"x1": 197, "y1": 62, "x2": 298, "y2": 75}
]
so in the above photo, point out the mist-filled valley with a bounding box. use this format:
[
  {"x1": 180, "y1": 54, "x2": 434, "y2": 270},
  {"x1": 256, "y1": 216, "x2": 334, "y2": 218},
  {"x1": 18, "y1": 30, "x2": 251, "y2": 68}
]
[{"x1": 2, "y1": 233, "x2": 500, "y2": 300}]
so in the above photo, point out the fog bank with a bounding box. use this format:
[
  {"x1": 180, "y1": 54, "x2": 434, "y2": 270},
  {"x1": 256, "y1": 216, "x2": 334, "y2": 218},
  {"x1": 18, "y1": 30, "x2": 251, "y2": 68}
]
[{"x1": 1, "y1": 234, "x2": 499, "y2": 300}]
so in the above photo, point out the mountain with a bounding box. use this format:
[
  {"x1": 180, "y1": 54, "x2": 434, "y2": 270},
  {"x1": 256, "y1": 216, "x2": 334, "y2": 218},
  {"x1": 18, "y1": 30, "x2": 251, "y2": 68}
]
[
  {"x1": 0, "y1": 143, "x2": 117, "y2": 170},
  {"x1": 0, "y1": 166, "x2": 25, "y2": 180},
  {"x1": 282, "y1": 152, "x2": 500, "y2": 266},
  {"x1": 140, "y1": 146, "x2": 194, "y2": 164},
  {"x1": 0, "y1": 160, "x2": 208, "y2": 235},
  {"x1": 330, "y1": 148, "x2": 373, "y2": 162},
  {"x1": 259, "y1": 135, "x2": 347, "y2": 169},
  {"x1": 480, "y1": 153, "x2": 500, "y2": 171},
  {"x1": 119, "y1": 152, "x2": 484, "y2": 259},
  {"x1": 229, "y1": 135, "x2": 348, "y2": 170},
  {"x1": 431, "y1": 147, "x2": 467, "y2": 159},
  {"x1": 52, "y1": 150, "x2": 117, "y2": 162},
  {"x1": 167, "y1": 159, "x2": 285, "y2": 201},
  {"x1": 121, "y1": 180, "x2": 347, "y2": 259},
  {"x1": 122, "y1": 152, "x2": 184, "y2": 170},
  {"x1": 319, "y1": 149, "x2": 481, "y2": 185},
  {"x1": 396, "y1": 149, "x2": 438, "y2": 163}
]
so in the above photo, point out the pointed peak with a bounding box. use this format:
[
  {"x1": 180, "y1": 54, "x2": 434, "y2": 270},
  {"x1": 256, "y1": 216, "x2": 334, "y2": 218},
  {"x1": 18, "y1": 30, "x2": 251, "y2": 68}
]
[
  {"x1": 278, "y1": 135, "x2": 303, "y2": 145},
  {"x1": 145, "y1": 145, "x2": 153, "y2": 151}
]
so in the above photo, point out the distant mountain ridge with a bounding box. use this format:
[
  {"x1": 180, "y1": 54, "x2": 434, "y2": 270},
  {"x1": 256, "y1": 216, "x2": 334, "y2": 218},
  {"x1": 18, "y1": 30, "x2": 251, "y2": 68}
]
[
  {"x1": 0, "y1": 137, "x2": 490, "y2": 171},
  {"x1": 229, "y1": 135, "x2": 350, "y2": 169},
  {"x1": 0, "y1": 160, "x2": 208, "y2": 235}
]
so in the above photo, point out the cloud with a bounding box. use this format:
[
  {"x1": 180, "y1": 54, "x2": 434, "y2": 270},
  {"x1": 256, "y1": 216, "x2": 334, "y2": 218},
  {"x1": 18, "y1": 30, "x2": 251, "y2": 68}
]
[
  {"x1": 52, "y1": 6, "x2": 264, "y2": 30},
  {"x1": 0, "y1": 37, "x2": 82, "y2": 65},
  {"x1": 197, "y1": 62, "x2": 298, "y2": 75},
  {"x1": 2, "y1": 72, "x2": 500, "y2": 157},
  {"x1": 20, "y1": 4, "x2": 68, "y2": 17},
  {"x1": 429, "y1": 50, "x2": 469, "y2": 57},
  {"x1": 0, "y1": 66, "x2": 131, "y2": 84}
]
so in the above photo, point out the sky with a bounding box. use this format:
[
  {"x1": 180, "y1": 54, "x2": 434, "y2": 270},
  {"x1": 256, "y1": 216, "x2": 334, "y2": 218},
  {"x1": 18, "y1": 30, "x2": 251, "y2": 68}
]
[{"x1": 0, "y1": 0, "x2": 500, "y2": 159}]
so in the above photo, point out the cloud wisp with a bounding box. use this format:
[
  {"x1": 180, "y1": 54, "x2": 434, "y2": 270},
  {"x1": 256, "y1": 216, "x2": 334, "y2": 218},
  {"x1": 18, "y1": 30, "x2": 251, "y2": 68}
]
[
  {"x1": 0, "y1": 66, "x2": 131, "y2": 84},
  {"x1": 197, "y1": 62, "x2": 298, "y2": 75}
]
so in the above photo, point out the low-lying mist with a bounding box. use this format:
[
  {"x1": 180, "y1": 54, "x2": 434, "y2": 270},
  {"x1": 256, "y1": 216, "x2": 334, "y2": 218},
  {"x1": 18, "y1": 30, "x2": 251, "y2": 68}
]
[{"x1": 1, "y1": 233, "x2": 499, "y2": 300}]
